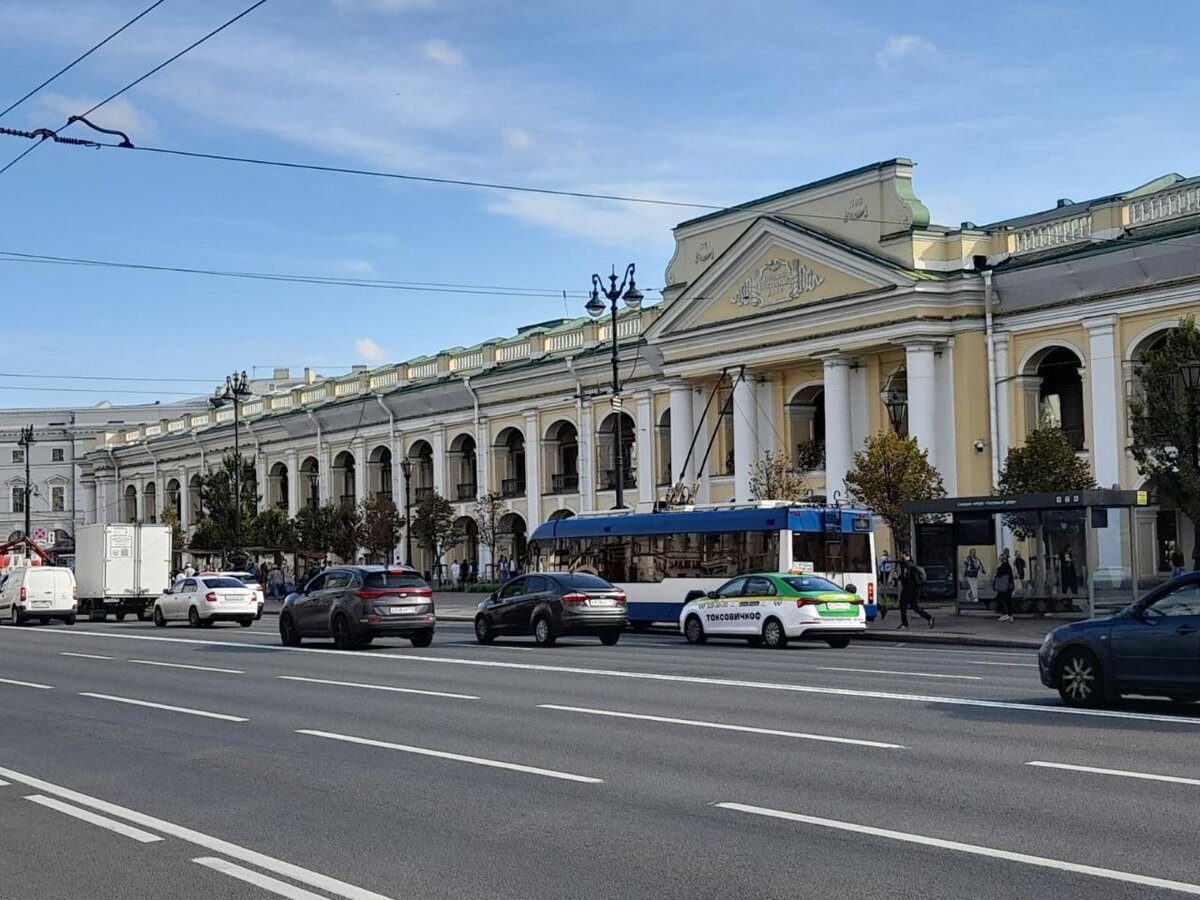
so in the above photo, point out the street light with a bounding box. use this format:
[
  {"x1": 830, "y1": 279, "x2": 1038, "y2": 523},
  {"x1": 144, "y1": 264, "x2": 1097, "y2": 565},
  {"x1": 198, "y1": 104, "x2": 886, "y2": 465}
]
[
  {"x1": 209, "y1": 371, "x2": 252, "y2": 561},
  {"x1": 18, "y1": 425, "x2": 33, "y2": 542},
  {"x1": 587, "y1": 263, "x2": 643, "y2": 509},
  {"x1": 400, "y1": 455, "x2": 414, "y2": 566},
  {"x1": 882, "y1": 390, "x2": 908, "y2": 435},
  {"x1": 1180, "y1": 360, "x2": 1200, "y2": 569}
]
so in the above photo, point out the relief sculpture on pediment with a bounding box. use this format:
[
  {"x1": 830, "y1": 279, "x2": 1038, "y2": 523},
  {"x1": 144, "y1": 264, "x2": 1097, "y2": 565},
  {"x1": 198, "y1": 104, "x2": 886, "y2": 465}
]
[{"x1": 731, "y1": 257, "x2": 825, "y2": 308}]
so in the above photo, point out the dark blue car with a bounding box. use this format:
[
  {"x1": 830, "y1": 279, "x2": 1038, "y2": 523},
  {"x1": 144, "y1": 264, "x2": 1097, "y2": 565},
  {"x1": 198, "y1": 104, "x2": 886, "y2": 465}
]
[{"x1": 1039, "y1": 572, "x2": 1200, "y2": 707}]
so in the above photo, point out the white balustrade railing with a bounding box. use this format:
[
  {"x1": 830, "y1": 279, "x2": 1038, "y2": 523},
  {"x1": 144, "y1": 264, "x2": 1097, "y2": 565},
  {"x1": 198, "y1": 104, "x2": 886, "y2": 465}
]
[
  {"x1": 450, "y1": 351, "x2": 484, "y2": 371},
  {"x1": 408, "y1": 361, "x2": 438, "y2": 380},
  {"x1": 545, "y1": 330, "x2": 584, "y2": 352},
  {"x1": 301, "y1": 386, "x2": 327, "y2": 404},
  {"x1": 1013, "y1": 214, "x2": 1092, "y2": 253},
  {"x1": 1127, "y1": 184, "x2": 1200, "y2": 226},
  {"x1": 496, "y1": 341, "x2": 530, "y2": 362},
  {"x1": 334, "y1": 380, "x2": 362, "y2": 397}
]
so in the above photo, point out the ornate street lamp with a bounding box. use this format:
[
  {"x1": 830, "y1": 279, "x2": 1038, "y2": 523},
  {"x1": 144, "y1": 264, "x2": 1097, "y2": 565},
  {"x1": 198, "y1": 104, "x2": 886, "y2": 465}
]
[
  {"x1": 400, "y1": 455, "x2": 414, "y2": 566},
  {"x1": 209, "y1": 371, "x2": 252, "y2": 560},
  {"x1": 882, "y1": 389, "x2": 908, "y2": 435},
  {"x1": 587, "y1": 263, "x2": 643, "y2": 509},
  {"x1": 1179, "y1": 360, "x2": 1200, "y2": 569}
]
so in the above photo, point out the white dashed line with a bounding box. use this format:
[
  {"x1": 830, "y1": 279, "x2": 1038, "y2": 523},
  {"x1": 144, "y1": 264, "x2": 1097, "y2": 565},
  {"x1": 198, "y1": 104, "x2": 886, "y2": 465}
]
[{"x1": 78, "y1": 692, "x2": 247, "y2": 722}]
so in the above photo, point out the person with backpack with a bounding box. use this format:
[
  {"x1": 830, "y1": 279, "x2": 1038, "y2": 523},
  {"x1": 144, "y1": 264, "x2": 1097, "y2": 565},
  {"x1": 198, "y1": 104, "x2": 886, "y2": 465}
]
[
  {"x1": 963, "y1": 549, "x2": 986, "y2": 603},
  {"x1": 994, "y1": 549, "x2": 1015, "y2": 622},
  {"x1": 896, "y1": 550, "x2": 934, "y2": 630}
]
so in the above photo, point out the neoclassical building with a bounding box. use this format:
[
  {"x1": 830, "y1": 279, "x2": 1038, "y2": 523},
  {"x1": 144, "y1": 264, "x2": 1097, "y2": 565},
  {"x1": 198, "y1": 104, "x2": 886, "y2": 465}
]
[{"x1": 73, "y1": 158, "x2": 1200, "y2": 577}]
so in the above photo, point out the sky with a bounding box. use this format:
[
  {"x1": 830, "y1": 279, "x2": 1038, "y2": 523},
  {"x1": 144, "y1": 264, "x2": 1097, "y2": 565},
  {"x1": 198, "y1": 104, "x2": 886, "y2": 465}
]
[{"x1": 0, "y1": 0, "x2": 1197, "y2": 408}]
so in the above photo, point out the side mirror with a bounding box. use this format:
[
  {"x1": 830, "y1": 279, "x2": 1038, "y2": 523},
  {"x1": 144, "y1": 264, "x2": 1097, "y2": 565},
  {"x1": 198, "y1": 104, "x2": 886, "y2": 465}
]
[
  {"x1": 706, "y1": 590, "x2": 720, "y2": 600},
  {"x1": 845, "y1": 583, "x2": 858, "y2": 595}
]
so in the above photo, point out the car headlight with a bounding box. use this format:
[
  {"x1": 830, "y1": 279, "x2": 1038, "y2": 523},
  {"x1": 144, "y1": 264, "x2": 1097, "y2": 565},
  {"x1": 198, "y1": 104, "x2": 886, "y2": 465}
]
[{"x1": 1039, "y1": 632, "x2": 1055, "y2": 653}]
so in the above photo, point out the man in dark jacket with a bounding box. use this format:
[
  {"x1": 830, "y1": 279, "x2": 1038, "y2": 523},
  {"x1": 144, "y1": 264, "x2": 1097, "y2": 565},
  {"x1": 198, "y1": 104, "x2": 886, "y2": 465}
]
[{"x1": 897, "y1": 550, "x2": 934, "y2": 630}]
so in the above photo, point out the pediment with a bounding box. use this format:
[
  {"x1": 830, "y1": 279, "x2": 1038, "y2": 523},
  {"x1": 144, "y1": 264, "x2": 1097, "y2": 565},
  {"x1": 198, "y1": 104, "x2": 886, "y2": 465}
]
[{"x1": 648, "y1": 217, "x2": 914, "y2": 339}]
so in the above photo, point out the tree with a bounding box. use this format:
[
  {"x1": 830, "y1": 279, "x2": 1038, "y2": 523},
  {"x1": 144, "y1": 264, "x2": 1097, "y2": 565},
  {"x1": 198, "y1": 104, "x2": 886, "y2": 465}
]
[
  {"x1": 474, "y1": 490, "x2": 508, "y2": 577},
  {"x1": 997, "y1": 427, "x2": 1096, "y2": 539},
  {"x1": 844, "y1": 431, "x2": 945, "y2": 552},
  {"x1": 161, "y1": 506, "x2": 185, "y2": 557},
  {"x1": 357, "y1": 495, "x2": 404, "y2": 563},
  {"x1": 749, "y1": 450, "x2": 812, "y2": 501},
  {"x1": 248, "y1": 506, "x2": 298, "y2": 552},
  {"x1": 1130, "y1": 316, "x2": 1200, "y2": 560},
  {"x1": 189, "y1": 454, "x2": 258, "y2": 553},
  {"x1": 411, "y1": 491, "x2": 462, "y2": 575},
  {"x1": 292, "y1": 500, "x2": 361, "y2": 562}
]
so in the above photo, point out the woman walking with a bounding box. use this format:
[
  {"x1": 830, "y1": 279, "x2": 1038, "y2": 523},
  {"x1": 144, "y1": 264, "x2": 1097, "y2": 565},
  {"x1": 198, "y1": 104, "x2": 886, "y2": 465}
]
[{"x1": 994, "y1": 549, "x2": 1015, "y2": 622}]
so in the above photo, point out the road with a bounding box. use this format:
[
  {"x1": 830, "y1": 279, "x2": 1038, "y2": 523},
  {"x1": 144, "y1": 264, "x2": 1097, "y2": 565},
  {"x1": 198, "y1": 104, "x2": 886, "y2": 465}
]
[{"x1": 2, "y1": 618, "x2": 1199, "y2": 899}]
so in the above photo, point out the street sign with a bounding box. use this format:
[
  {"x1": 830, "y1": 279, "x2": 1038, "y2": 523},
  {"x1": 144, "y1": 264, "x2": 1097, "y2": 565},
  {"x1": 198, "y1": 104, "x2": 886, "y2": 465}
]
[{"x1": 32, "y1": 526, "x2": 47, "y2": 541}]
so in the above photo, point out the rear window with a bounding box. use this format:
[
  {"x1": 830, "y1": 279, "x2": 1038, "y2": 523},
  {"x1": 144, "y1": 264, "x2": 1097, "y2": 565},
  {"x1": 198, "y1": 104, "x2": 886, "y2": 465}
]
[
  {"x1": 363, "y1": 571, "x2": 427, "y2": 589},
  {"x1": 226, "y1": 572, "x2": 261, "y2": 585},
  {"x1": 557, "y1": 573, "x2": 616, "y2": 590},
  {"x1": 781, "y1": 575, "x2": 845, "y2": 593},
  {"x1": 202, "y1": 577, "x2": 246, "y2": 589}
]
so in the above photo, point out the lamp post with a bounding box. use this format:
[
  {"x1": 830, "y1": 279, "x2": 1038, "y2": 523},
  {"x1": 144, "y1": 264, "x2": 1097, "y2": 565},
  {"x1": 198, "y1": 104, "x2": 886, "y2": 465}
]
[
  {"x1": 882, "y1": 390, "x2": 908, "y2": 435},
  {"x1": 586, "y1": 263, "x2": 643, "y2": 509},
  {"x1": 400, "y1": 456, "x2": 414, "y2": 566},
  {"x1": 1180, "y1": 359, "x2": 1200, "y2": 569},
  {"x1": 18, "y1": 425, "x2": 33, "y2": 541},
  {"x1": 210, "y1": 372, "x2": 252, "y2": 559}
]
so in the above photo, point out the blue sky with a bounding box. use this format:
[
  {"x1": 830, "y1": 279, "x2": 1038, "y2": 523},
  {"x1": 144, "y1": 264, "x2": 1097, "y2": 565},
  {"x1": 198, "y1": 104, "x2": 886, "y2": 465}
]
[{"x1": 0, "y1": 0, "x2": 1197, "y2": 407}]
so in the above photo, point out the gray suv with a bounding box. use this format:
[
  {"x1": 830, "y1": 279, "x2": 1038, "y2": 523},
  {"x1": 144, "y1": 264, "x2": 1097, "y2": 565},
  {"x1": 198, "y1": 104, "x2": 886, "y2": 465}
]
[{"x1": 279, "y1": 566, "x2": 434, "y2": 650}]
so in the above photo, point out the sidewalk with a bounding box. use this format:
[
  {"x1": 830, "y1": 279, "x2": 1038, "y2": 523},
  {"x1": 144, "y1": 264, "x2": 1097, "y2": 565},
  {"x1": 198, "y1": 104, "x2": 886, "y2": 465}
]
[{"x1": 265, "y1": 593, "x2": 1066, "y2": 649}]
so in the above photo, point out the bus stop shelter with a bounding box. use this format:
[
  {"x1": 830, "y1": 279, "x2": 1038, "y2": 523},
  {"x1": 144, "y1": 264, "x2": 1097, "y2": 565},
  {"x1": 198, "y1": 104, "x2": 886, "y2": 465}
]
[{"x1": 902, "y1": 489, "x2": 1152, "y2": 618}]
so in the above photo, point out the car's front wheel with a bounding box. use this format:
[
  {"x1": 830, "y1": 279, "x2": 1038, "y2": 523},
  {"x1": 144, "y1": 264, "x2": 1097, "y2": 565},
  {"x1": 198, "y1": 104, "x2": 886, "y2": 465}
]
[
  {"x1": 1056, "y1": 648, "x2": 1106, "y2": 707},
  {"x1": 474, "y1": 615, "x2": 494, "y2": 644},
  {"x1": 684, "y1": 615, "x2": 706, "y2": 644},
  {"x1": 279, "y1": 613, "x2": 301, "y2": 647},
  {"x1": 153, "y1": 606, "x2": 166, "y2": 628}
]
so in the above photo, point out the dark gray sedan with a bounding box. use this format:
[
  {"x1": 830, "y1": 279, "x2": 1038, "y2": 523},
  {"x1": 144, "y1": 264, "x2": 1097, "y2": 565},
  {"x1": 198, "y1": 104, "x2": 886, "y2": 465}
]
[
  {"x1": 474, "y1": 572, "x2": 627, "y2": 646},
  {"x1": 1039, "y1": 572, "x2": 1200, "y2": 706}
]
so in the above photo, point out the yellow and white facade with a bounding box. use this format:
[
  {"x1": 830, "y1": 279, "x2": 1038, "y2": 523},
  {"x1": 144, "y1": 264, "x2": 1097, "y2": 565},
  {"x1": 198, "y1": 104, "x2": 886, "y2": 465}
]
[{"x1": 83, "y1": 159, "x2": 1200, "y2": 576}]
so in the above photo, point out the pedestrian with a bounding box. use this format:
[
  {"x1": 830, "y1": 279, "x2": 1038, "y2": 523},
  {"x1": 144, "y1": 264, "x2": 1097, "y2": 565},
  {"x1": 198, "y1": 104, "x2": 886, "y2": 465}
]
[
  {"x1": 896, "y1": 550, "x2": 933, "y2": 630},
  {"x1": 470, "y1": 560, "x2": 479, "y2": 584},
  {"x1": 1171, "y1": 548, "x2": 1186, "y2": 579},
  {"x1": 183, "y1": 561, "x2": 196, "y2": 578},
  {"x1": 963, "y1": 549, "x2": 985, "y2": 603},
  {"x1": 994, "y1": 549, "x2": 1015, "y2": 622},
  {"x1": 450, "y1": 559, "x2": 461, "y2": 590},
  {"x1": 258, "y1": 561, "x2": 268, "y2": 586},
  {"x1": 1060, "y1": 546, "x2": 1079, "y2": 596},
  {"x1": 1013, "y1": 550, "x2": 1027, "y2": 594},
  {"x1": 499, "y1": 555, "x2": 510, "y2": 583},
  {"x1": 876, "y1": 550, "x2": 891, "y2": 584},
  {"x1": 268, "y1": 566, "x2": 284, "y2": 599}
]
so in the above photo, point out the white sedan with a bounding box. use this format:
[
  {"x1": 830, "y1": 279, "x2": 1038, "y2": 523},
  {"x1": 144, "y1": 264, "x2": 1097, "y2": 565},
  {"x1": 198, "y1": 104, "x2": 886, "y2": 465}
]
[
  {"x1": 210, "y1": 570, "x2": 266, "y2": 618},
  {"x1": 153, "y1": 576, "x2": 258, "y2": 628}
]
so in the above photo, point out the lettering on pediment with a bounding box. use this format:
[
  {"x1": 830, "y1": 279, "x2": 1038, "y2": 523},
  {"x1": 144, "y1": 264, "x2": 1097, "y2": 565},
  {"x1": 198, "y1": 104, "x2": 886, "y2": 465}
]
[
  {"x1": 694, "y1": 241, "x2": 714, "y2": 264},
  {"x1": 731, "y1": 257, "x2": 825, "y2": 308},
  {"x1": 843, "y1": 196, "x2": 868, "y2": 222}
]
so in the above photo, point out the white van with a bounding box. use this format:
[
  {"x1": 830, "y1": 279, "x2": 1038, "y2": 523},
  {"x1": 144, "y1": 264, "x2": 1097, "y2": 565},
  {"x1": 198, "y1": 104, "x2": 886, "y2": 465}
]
[{"x1": 0, "y1": 567, "x2": 77, "y2": 625}]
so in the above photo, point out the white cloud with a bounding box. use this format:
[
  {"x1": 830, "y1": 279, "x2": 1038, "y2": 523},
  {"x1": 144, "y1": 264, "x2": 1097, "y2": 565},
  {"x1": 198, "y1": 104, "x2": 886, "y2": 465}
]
[
  {"x1": 355, "y1": 337, "x2": 387, "y2": 361},
  {"x1": 34, "y1": 94, "x2": 154, "y2": 140},
  {"x1": 336, "y1": 258, "x2": 380, "y2": 277},
  {"x1": 422, "y1": 38, "x2": 465, "y2": 69},
  {"x1": 485, "y1": 189, "x2": 681, "y2": 250},
  {"x1": 332, "y1": 0, "x2": 437, "y2": 13},
  {"x1": 876, "y1": 35, "x2": 937, "y2": 71},
  {"x1": 501, "y1": 126, "x2": 532, "y2": 151}
]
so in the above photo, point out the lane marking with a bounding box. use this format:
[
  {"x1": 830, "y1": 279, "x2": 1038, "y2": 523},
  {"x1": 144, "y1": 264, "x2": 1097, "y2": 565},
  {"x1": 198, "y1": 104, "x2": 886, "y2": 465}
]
[
  {"x1": 818, "y1": 666, "x2": 982, "y2": 681},
  {"x1": 193, "y1": 857, "x2": 330, "y2": 900},
  {"x1": 128, "y1": 659, "x2": 245, "y2": 675},
  {"x1": 60, "y1": 652, "x2": 115, "y2": 661},
  {"x1": 13, "y1": 628, "x2": 1200, "y2": 726},
  {"x1": 538, "y1": 704, "x2": 904, "y2": 749},
  {"x1": 0, "y1": 766, "x2": 395, "y2": 900},
  {"x1": 1027, "y1": 760, "x2": 1200, "y2": 787},
  {"x1": 0, "y1": 779, "x2": 9, "y2": 786},
  {"x1": 716, "y1": 802, "x2": 1200, "y2": 896},
  {"x1": 297, "y1": 729, "x2": 603, "y2": 784},
  {"x1": 0, "y1": 676, "x2": 53, "y2": 690},
  {"x1": 78, "y1": 693, "x2": 247, "y2": 722},
  {"x1": 278, "y1": 675, "x2": 477, "y2": 700},
  {"x1": 25, "y1": 794, "x2": 163, "y2": 843}
]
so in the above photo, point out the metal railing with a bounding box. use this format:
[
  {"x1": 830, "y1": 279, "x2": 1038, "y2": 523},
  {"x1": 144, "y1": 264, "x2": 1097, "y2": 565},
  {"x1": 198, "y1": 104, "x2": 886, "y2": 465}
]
[
  {"x1": 550, "y1": 473, "x2": 579, "y2": 494},
  {"x1": 795, "y1": 439, "x2": 826, "y2": 471},
  {"x1": 414, "y1": 486, "x2": 435, "y2": 502},
  {"x1": 456, "y1": 483, "x2": 477, "y2": 501},
  {"x1": 599, "y1": 469, "x2": 636, "y2": 490},
  {"x1": 501, "y1": 478, "x2": 526, "y2": 498}
]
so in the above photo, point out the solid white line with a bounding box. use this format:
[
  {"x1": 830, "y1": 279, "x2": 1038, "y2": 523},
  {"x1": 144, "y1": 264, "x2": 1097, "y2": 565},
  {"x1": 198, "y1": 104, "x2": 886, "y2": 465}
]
[
  {"x1": 128, "y1": 659, "x2": 245, "y2": 675},
  {"x1": 297, "y1": 729, "x2": 603, "y2": 784},
  {"x1": 193, "y1": 858, "x2": 330, "y2": 900},
  {"x1": 819, "y1": 666, "x2": 982, "y2": 681},
  {"x1": 0, "y1": 766, "x2": 395, "y2": 900},
  {"x1": 0, "y1": 676, "x2": 53, "y2": 690},
  {"x1": 16, "y1": 628, "x2": 1200, "y2": 726},
  {"x1": 278, "y1": 675, "x2": 477, "y2": 700},
  {"x1": 538, "y1": 704, "x2": 904, "y2": 749},
  {"x1": 78, "y1": 692, "x2": 247, "y2": 722},
  {"x1": 0, "y1": 779, "x2": 9, "y2": 786},
  {"x1": 26, "y1": 794, "x2": 163, "y2": 843},
  {"x1": 60, "y1": 651, "x2": 115, "y2": 661},
  {"x1": 717, "y1": 802, "x2": 1200, "y2": 895},
  {"x1": 1027, "y1": 760, "x2": 1200, "y2": 787}
]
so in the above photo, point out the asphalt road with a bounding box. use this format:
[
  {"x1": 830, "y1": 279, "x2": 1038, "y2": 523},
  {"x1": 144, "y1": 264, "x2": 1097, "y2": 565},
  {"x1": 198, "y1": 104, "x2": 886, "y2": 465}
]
[{"x1": 2, "y1": 617, "x2": 1199, "y2": 900}]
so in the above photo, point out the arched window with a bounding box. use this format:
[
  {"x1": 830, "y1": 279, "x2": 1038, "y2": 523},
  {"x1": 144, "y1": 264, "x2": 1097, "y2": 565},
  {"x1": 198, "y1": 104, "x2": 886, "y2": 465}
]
[
  {"x1": 333, "y1": 451, "x2": 356, "y2": 507},
  {"x1": 299, "y1": 457, "x2": 320, "y2": 510},
  {"x1": 597, "y1": 412, "x2": 636, "y2": 491},
  {"x1": 448, "y1": 434, "x2": 477, "y2": 501},
  {"x1": 544, "y1": 420, "x2": 579, "y2": 494},
  {"x1": 1024, "y1": 346, "x2": 1085, "y2": 450},
  {"x1": 367, "y1": 446, "x2": 392, "y2": 502},
  {"x1": 788, "y1": 385, "x2": 826, "y2": 471},
  {"x1": 493, "y1": 428, "x2": 525, "y2": 498}
]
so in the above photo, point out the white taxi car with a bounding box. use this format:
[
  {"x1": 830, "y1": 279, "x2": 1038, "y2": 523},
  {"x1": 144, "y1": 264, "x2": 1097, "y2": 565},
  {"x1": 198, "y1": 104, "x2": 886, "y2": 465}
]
[
  {"x1": 152, "y1": 575, "x2": 258, "y2": 628},
  {"x1": 212, "y1": 570, "x2": 266, "y2": 619},
  {"x1": 679, "y1": 572, "x2": 866, "y2": 649}
]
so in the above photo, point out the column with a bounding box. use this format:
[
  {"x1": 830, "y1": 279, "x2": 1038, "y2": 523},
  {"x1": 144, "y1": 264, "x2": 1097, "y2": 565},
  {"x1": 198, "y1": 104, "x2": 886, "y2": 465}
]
[
  {"x1": 933, "y1": 342, "x2": 957, "y2": 496},
  {"x1": 732, "y1": 375, "x2": 757, "y2": 502},
  {"x1": 904, "y1": 341, "x2": 938, "y2": 463},
  {"x1": 135, "y1": 481, "x2": 145, "y2": 523},
  {"x1": 430, "y1": 429, "x2": 447, "y2": 499},
  {"x1": 319, "y1": 446, "x2": 331, "y2": 504},
  {"x1": 352, "y1": 438, "x2": 367, "y2": 505},
  {"x1": 822, "y1": 356, "x2": 853, "y2": 501},
  {"x1": 523, "y1": 411, "x2": 542, "y2": 527},
  {"x1": 756, "y1": 375, "x2": 778, "y2": 456},
  {"x1": 578, "y1": 404, "x2": 594, "y2": 512},
  {"x1": 693, "y1": 387, "x2": 711, "y2": 503},
  {"x1": 993, "y1": 332, "x2": 1012, "y2": 468},
  {"x1": 668, "y1": 381, "x2": 695, "y2": 489},
  {"x1": 1086, "y1": 316, "x2": 1124, "y2": 579},
  {"x1": 636, "y1": 392, "x2": 655, "y2": 507},
  {"x1": 286, "y1": 450, "x2": 299, "y2": 514},
  {"x1": 848, "y1": 361, "x2": 870, "y2": 458},
  {"x1": 475, "y1": 417, "x2": 490, "y2": 496}
]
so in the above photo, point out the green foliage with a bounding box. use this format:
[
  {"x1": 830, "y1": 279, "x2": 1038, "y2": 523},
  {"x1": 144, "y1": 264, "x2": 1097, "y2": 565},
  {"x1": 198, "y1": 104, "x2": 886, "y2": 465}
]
[
  {"x1": 844, "y1": 431, "x2": 945, "y2": 551},
  {"x1": 473, "y1": 490, "x2": 507, "y2": 575},
  {"x1": 1130, "y1": 316, "x2": 1200, "y2": 527},
  {"x1": 357, "y1": 495, "x2": 404, "y2": 562},
  {"x1": 161, "y1": 506, "x2": 185, "y2": 555},
  {"x1": 189, "y1": 454, "x2": 258, "y2": 552},
  {"x1": 292, "y1": 501, "x2": 361, "y2": 561},
  {"x1": 249, "y1": 506, "x2": 299, "y2": 550},
  {"x1": 749, "y1": 449, "x2": 812, "y2": 501},
  {"x1": 997, "y1": 427, "x2": 1097, "y2": 539},
  {"x1": 411, "y1": 491, "x2": 462, "y2": 568}
]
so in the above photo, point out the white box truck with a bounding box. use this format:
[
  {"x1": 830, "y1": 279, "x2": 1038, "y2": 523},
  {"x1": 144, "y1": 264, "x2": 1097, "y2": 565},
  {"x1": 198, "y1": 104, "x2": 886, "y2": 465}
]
[{"x1": 74, "y1": 524, "x2": 172, "y2": 622}]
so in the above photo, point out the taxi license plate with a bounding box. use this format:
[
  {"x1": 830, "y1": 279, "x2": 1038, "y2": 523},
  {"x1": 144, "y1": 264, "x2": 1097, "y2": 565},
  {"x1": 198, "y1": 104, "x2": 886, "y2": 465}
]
[
  {"x1": 825, "y1": 602, "x2": 851, "y2": 611},
  {"x1": 588, "y1": 597, "x2": 616, "y2": 607},
  {"x1": 390, "y1": 606, "x2": 418, "y2": 615}
]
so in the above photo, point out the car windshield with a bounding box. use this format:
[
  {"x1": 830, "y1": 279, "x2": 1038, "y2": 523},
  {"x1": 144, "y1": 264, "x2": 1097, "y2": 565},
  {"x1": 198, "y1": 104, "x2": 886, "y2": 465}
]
[
  {"x1": 225, "y1": 572, "x2": 260, "y2": 584},
  {"x1": 558, "y1": 573, "x2": 616, "y2": 590},
  {"x1": 202, "y1": 577, "x2": 247, "y2": 589},
  {"x1": 363, "y1": 571, "x2": 427, "y2": 589},
  {"x1": 781, "y1": 575, "x2": 846, "y2": 593}
]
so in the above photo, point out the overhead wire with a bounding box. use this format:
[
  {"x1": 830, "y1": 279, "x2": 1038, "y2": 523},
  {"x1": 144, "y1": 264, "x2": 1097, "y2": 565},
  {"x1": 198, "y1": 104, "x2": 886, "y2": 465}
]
[
  {"x1": 0, "y1": 0, "x2": 270, "y2": 178},
  {"x1": 0, "y1": 0, "x2": 168, "y2": 120}
]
